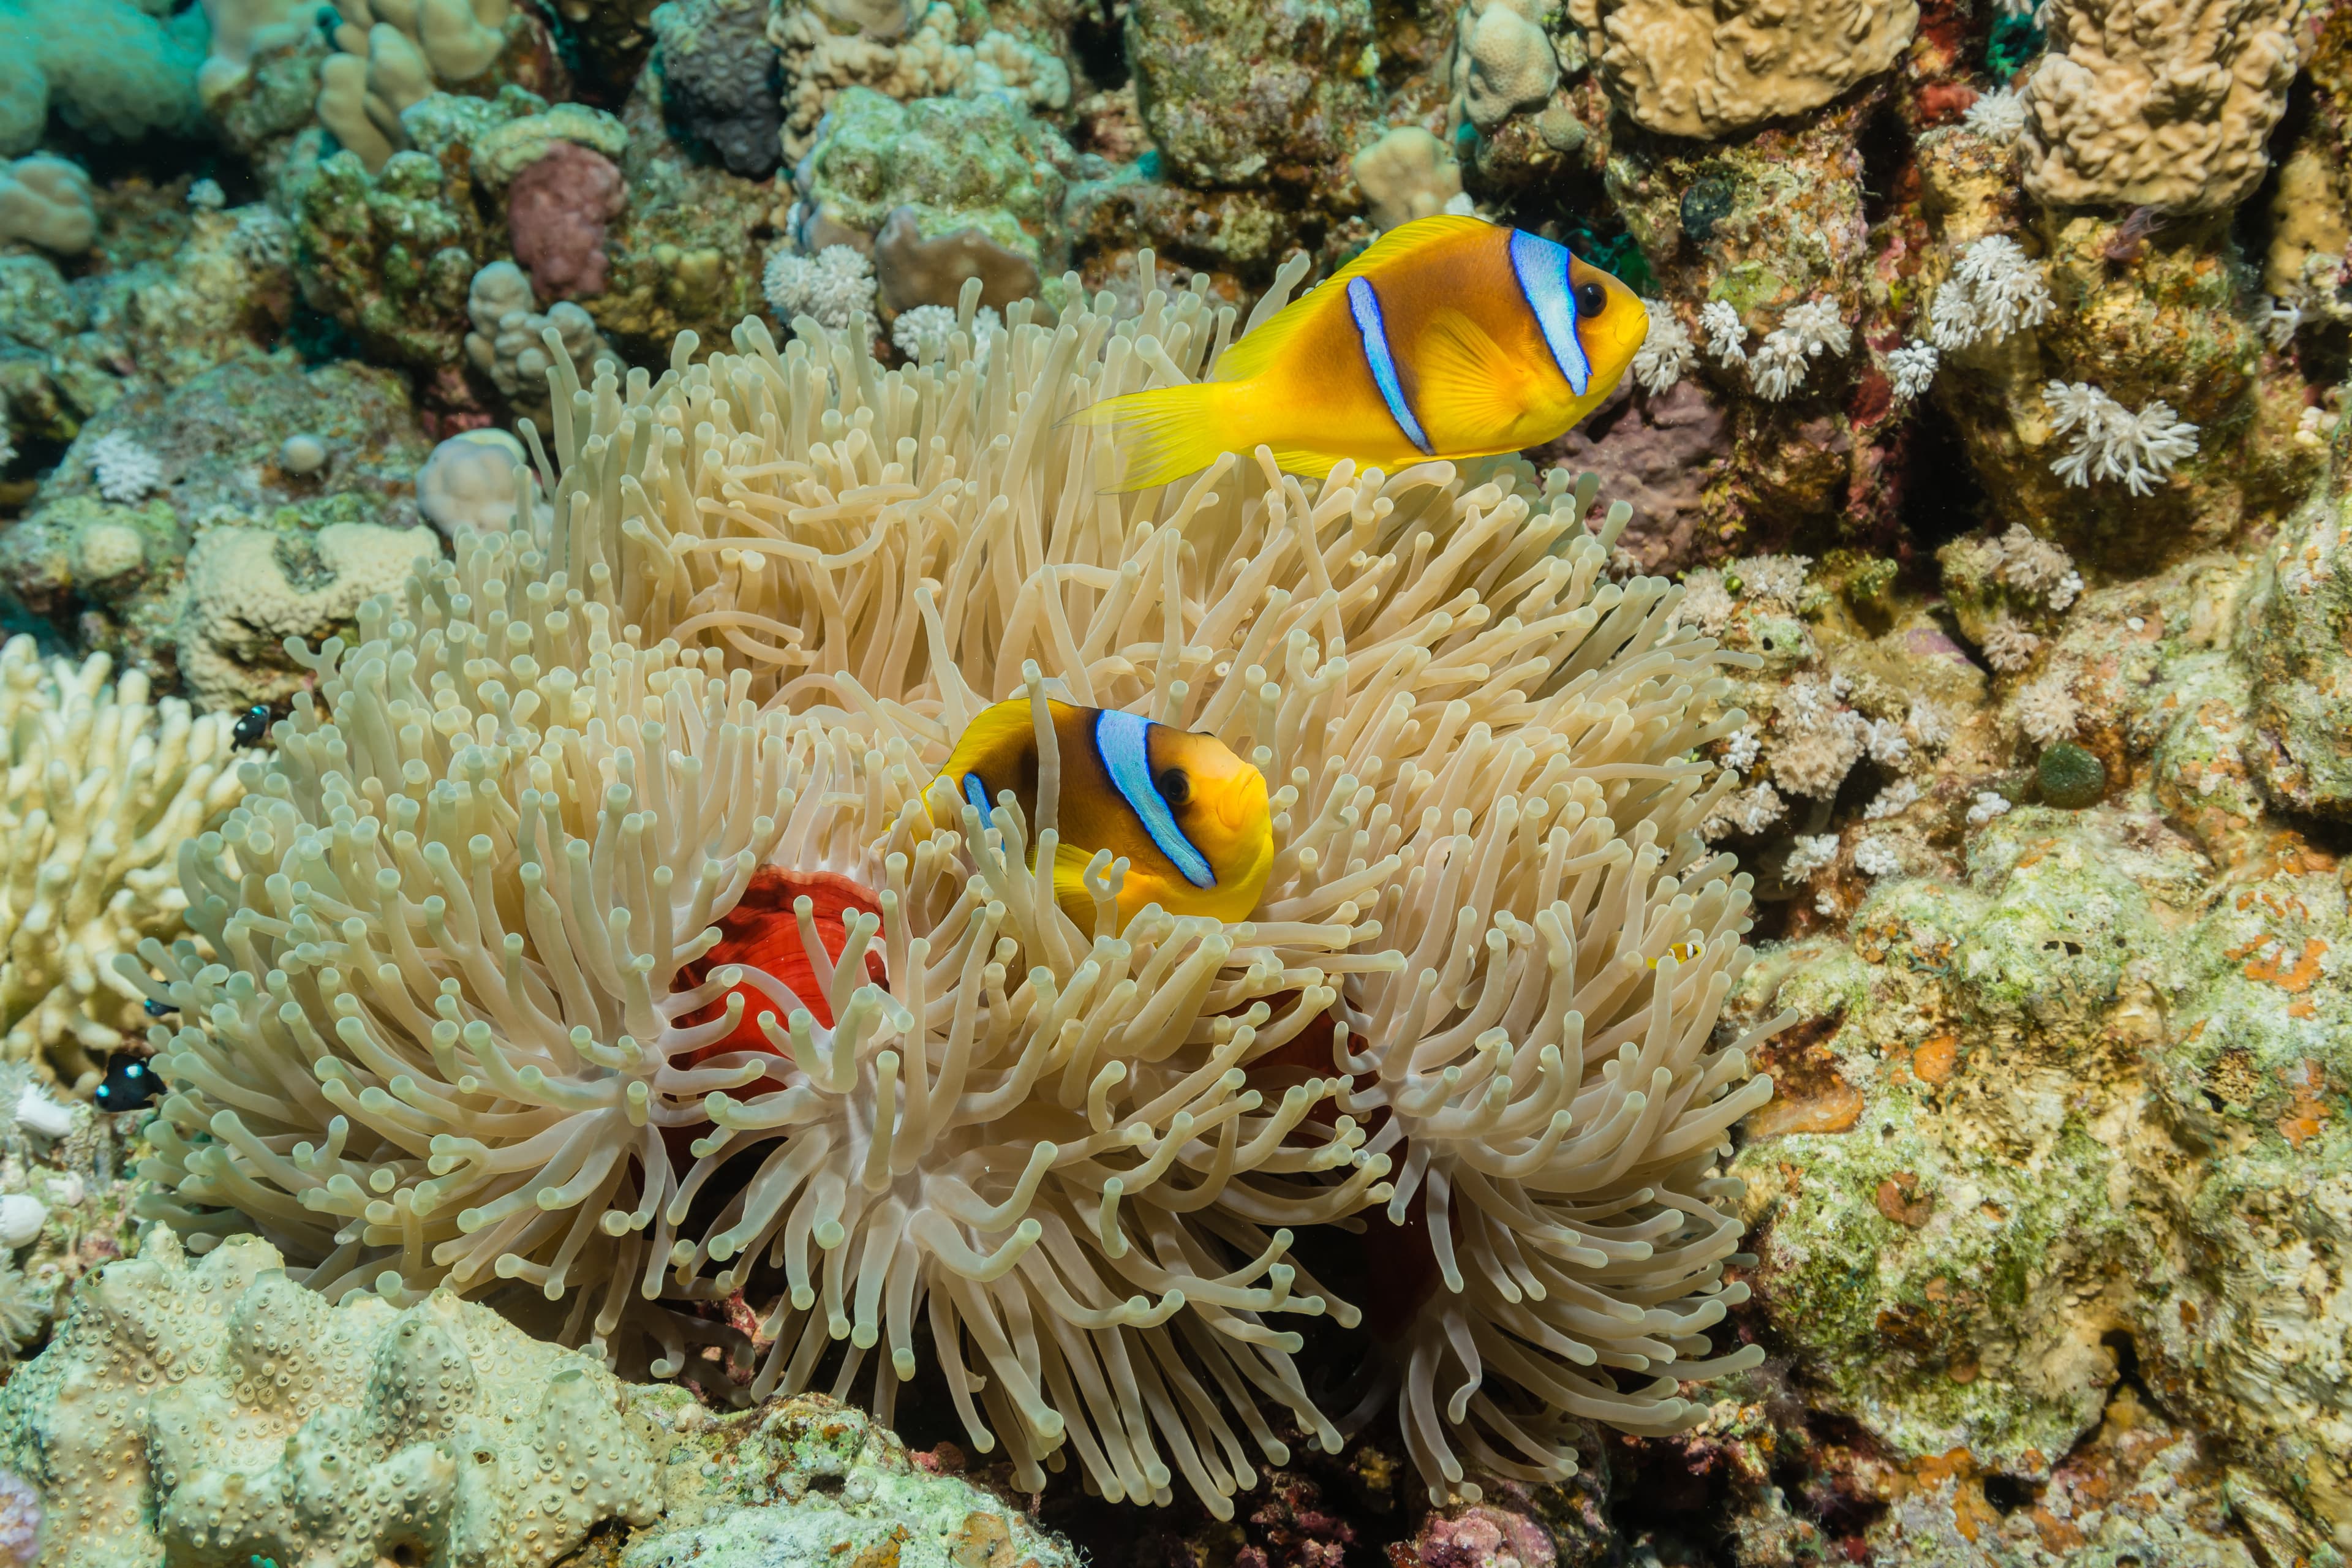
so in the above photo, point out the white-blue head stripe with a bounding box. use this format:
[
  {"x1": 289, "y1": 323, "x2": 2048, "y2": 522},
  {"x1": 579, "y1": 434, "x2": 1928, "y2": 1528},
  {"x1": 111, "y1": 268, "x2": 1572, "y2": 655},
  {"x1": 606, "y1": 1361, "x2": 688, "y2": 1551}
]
[
  {"x1": 1346, "y1": 277, "x2": 1434, "y2": 456},
  {"x1": 962, "y1": 773, "x2": 992, "y2": 816},
  {"x1": 1095, "y1": 709, "x2": 1216, "y2": 889},
  {"x1": 1508, "y1": 230, "x2": 1591, "y2": 397}
]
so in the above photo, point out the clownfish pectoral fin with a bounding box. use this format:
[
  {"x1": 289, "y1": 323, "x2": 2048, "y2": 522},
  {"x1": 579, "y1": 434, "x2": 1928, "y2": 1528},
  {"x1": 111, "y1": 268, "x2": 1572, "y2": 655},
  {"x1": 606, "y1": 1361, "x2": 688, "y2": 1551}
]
[
  {"x1": 1215, "y1": 215, "x2": 1494, "y2": 385},
  {"x1": 1263, "y1": 445, "x2": 1346, "y2": 482},
  {"x1": 1414, "y1": 307, "x2": 1548, "y2": 440},
  {"x1": 1050, "y1": 839, "x2": 1120, "y2": 931},
  {"x1": 1069, "y1": 381, "x2": 1241, "y2": 492}
]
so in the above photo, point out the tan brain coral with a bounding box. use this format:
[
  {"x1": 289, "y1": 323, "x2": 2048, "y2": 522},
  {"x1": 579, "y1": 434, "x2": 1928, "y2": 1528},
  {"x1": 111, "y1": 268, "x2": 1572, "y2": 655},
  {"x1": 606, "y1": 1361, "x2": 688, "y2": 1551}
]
[
  {"x1": 132, "y1": 266, "x2": 1771, "y2": 1514},
  {"x1": 2020, "y1": 0, "x2": 2299, "y2": 213},
  {"x1": 0, "y1": 1227, "x2": 661, "y2": 1568},
  {"x1": 1570, "y1": 0, "x2": 1917, "y2": 138}
]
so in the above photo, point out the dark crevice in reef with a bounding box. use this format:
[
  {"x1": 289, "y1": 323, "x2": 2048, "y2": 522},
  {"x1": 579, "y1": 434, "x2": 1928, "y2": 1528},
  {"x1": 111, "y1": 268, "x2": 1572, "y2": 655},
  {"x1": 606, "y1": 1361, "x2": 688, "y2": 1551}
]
[
  {"x1": 1856, "y1": 100, "x2": 1914, "y2": 238},
  {"x1": 1892, "y1": 393, "x2": 1994, "y2": 568},
  {"x1": 1069, "y1": 0, "x2": 1133, "y2": 94}
]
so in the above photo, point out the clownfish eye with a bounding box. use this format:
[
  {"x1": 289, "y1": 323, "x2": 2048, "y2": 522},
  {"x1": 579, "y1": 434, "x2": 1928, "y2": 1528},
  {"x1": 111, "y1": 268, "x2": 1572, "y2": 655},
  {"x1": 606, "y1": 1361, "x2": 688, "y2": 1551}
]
[
  {"x1": 1156, "y1": 767, "x2": 1190, "y2": 807},
  {"x1": 1575, "y1": 281, "x2": 1608, "y2": 318}
]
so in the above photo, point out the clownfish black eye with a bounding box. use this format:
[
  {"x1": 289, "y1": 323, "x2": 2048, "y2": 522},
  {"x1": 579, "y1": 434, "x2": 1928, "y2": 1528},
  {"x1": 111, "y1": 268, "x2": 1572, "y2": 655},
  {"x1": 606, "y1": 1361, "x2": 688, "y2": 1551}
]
[
  {"x1": 1156, "y1": 767, "x2": 1190, "y2": 807},
  {"x1": 1575, "y1": 281, "x2": 1608, "y2": 318}
]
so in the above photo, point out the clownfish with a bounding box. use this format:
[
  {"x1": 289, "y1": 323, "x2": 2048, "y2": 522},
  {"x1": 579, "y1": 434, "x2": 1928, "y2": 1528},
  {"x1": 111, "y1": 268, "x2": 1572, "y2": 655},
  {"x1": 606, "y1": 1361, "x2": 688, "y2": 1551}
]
[
  {"x1": 1071, "y1": 214, "x2": 1648, "y2": 490},
  {"x1": 932, "y1": 699, "x2": 1273, "y2": 930},
  {"x1": 1651, "y1": 939, "x2": 1706, "y2": 968}
]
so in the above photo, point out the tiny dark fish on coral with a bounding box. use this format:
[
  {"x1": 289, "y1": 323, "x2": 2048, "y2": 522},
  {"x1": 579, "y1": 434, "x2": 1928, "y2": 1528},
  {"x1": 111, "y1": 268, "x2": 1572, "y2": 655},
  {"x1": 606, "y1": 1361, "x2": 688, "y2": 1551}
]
[
  {"x1": 93, "y1": 1053, "x2": 160, "y2": 1112},
  {"x1": 142, "y1": 997, "x2": 176, "y2": 1017},
  {"x1": 233, "y1": 704, "x2": 271, "y2": 747}
]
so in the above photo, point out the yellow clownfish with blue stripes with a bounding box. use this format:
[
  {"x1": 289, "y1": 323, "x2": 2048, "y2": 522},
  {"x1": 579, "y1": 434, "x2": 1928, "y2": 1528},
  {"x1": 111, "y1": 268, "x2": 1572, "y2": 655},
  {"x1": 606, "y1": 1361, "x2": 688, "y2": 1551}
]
[
  {"x1": 1072, "y1": 214, "x2": 1649, "y2": 491},
  {"x1": 931, "y1": 699, "x2": 1274, "y2": 930}
]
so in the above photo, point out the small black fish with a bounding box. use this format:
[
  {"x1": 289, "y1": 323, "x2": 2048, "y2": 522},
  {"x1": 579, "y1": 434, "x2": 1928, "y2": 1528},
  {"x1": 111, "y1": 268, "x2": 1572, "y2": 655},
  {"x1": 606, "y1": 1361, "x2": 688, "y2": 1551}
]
[
  {"x1": 94, "y1": 1054, "x2": 160, "y2": 1113},
  {"x1": 233, "y1": 705, "x2": 271, "y2": 747},
  {"x1": 142, "y1": 997, "x2": 177, "y2": 1017}
]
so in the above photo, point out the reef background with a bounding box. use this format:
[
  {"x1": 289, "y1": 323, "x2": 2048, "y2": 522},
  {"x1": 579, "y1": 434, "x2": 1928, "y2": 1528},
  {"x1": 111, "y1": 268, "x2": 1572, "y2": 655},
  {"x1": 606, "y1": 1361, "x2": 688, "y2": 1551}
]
[{"x1": 4, "y1": 0, "x2": 2352, "y2": 1564}]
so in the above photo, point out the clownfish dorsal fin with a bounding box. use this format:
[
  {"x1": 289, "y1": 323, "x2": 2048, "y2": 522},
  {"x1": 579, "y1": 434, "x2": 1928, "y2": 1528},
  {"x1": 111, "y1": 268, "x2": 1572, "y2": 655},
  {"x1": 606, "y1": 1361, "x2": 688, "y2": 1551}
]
[
  {"x1": 1214, "y1": 214, "x2": 1495, "y2": 385},
  {"x1": 936, "y1": 696, "x2": 1063, "y2": 816},
  {"x1": 1413, "y1": 306, "x2": 1545, "y2": 437}
]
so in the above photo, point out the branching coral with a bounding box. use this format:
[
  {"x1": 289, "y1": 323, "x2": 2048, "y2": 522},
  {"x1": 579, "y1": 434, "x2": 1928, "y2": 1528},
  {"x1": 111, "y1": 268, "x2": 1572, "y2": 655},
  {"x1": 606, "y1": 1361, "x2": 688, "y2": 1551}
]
[
  {"x1": 0, "y1": 639, "x2": 244, "y2": 1090},
  {"x1": 132, "y1": 268, "x2": 1770, "y2": 1516}
]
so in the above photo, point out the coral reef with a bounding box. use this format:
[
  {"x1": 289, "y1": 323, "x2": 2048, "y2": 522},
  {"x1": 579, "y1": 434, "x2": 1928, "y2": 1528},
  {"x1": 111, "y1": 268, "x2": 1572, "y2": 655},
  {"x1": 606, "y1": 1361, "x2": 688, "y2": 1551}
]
[
  {"x1": 0, "y1": 0, "x2": 207, "y2": 156},
  {"x1": 0, "y1": 639, "x2": 243, "y2": 1090},
  {"x1": 7, "y1": 0, "x2": 2352, "y2": 1552},
  {"x1": 649, "y1": 0, "x2": 783, "y2": 178},
  {"x1": 0, "y1": 157, "x2": 93, "y2": 255},
  {"x1": 0, "y1": 1227, "x2": 663, "y2": 1568},
  {"x1": 1573, "y1": 0, "x2": 1915, "y2": 137},
  {"x1": 2020, "y1": 0, "x2": 2297, "y2": 213},
  {"x1": 508, "y1": 140, "x2": 627, "y2": 299},
  {"x1": 793, "y1": 86, "x2": 1074, "y2": 309}
]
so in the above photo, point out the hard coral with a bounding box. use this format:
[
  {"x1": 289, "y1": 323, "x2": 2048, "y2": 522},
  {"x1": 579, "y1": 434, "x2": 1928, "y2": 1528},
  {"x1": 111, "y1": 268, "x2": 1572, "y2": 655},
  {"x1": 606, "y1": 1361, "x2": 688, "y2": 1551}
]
[
  {"x1": 1573, "y1": 0, "x2": 1916, "y2": 137},
  {"x1": 649, "y1": 0, "x2": 783, "y2": 178},
  {"x1": 0, "y1": 639, "x2": 244, "y2": 1090},
  {"x1": 508, "y1": 141, "x2": 627, "y2": 300},
  {"x1": 135, "y1": 269, "x2": 1766, "y2": 1519},
  {"x1": 2021, "y1": 0, "x2": 2297, "y2": 212},
  {"x1": 0, "y1": 1228, "x2": 662, "y2": 1568}
]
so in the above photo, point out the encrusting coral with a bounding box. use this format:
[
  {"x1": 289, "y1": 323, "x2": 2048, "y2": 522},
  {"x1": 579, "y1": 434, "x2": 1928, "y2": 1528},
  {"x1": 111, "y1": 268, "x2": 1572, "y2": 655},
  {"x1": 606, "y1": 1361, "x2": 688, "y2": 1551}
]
[
  {"x1": 0, "y1": 1226, "x2": 662, "y2": 1568},
  {"x1": 0, "y1": 638, "x2": 243, "y2": 1092},
  {"x1": 129, "y1": 266, "x2": 1771, "y2": 1517}
]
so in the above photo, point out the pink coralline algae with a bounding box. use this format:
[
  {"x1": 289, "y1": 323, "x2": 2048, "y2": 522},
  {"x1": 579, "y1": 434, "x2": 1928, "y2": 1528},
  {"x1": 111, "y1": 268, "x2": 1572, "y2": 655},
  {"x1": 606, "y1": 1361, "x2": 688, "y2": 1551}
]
[
  {"x1": 1396, "y1": 1504, "x2": 1558, "y2": 1568},
  {"x1": 508, "y1": 142, "x2": 625, "y2": 300},
  {"x1": 0, "y1": 1470, "x2": 39, "y2": 1567}
]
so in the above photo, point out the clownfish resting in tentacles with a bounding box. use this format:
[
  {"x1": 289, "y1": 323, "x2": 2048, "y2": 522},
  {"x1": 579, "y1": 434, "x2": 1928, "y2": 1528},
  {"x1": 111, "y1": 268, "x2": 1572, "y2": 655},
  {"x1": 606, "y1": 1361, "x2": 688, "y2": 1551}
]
[
  {"x1": 927, "y1": 698, "x2": 1273, "y2": 932},
  {"x1": 1070, "y1": 214, "x2": 1649, "y2": 490}
]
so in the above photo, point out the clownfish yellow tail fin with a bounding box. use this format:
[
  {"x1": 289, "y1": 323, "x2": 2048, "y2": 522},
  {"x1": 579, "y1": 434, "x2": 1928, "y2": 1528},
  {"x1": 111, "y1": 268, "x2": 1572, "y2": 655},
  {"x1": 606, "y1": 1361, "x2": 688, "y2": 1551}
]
[{"x1": 1069, "y1": 380, "x2": 1243, "y2": 492}]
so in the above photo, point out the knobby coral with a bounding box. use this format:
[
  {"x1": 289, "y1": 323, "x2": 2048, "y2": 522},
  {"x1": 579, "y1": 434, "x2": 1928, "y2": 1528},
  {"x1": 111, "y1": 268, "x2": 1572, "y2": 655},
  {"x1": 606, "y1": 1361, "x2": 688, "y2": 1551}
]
[
  {"x1": 131, "y1": 266, "x2": 1772, "y2": 1517},
  {"x1": 0, "y1": 639, "x2": 244, "y2": 1090}
]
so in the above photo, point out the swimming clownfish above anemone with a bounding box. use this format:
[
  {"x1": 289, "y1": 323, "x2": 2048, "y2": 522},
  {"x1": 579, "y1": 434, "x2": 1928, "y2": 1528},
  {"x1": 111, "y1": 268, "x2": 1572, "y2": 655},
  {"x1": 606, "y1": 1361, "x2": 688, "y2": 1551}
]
[
  {"x1": 1070, "y1": 214, "x2": 1648, "y2": 490},
  {"x1": 926, "y1": 698, "x2": 1274, "y2": 932}
]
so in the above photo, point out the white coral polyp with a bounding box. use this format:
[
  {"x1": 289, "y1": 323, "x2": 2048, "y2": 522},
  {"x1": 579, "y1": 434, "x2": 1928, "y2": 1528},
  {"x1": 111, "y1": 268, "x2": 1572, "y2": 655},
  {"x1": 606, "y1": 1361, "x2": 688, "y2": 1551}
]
[
  {"x1": 2043, "y1": 380, "x2": 2199, "y2": 496},
  {"x1": 135, "y1": 264, "x2": 1772, "y2": 1516}
]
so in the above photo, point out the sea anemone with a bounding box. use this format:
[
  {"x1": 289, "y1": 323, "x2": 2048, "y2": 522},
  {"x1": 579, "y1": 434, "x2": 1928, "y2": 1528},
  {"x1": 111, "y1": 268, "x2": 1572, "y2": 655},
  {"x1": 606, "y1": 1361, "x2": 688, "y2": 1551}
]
[{"x1": 133, "y1": 266, "x2": 1771, "y2": 1513}]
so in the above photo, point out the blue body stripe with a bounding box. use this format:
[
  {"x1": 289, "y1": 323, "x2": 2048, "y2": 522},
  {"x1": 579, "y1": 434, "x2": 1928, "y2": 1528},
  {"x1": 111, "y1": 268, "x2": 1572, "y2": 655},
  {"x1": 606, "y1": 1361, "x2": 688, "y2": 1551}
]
[
  {"x1": 1345, "y1": 277, "x2": 1434, "y2": 456},
  {"x1": 1094, "y1": 709, "x2": 1217, "y2": 889},
  {"x1": 962, "y1": 773, "x2": 992, "y2": 816},
  {"x1": 1507, "y1": 230, "x2": 1591, "y2": 397}
]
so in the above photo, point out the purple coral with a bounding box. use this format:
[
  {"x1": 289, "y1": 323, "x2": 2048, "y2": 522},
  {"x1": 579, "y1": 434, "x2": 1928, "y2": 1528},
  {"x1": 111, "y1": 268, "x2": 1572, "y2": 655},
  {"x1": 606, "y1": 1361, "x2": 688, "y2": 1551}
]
[
  {"x1": 0, "y1": 1471, "x2": 40, "y2": 1566},
  {"x1": 1403, "y1": 1504, "x2": 1558, "y2": 1568},
  {"x1": 507, "y1": 143, "x2": 625, "y2": 301}
]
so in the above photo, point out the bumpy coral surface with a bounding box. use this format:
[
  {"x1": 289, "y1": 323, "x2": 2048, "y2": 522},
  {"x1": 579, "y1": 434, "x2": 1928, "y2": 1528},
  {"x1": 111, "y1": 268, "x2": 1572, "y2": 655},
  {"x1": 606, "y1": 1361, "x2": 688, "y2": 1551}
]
[
  {"x1": 0, "y1": 639, "x2": 243, "y2": 1089},
  {"x1": 2021, "y1": 0, "x2": 2298, "y2": 213},
  {"x1": 0, "y1": 1227, "x2": 663, "y2": 1568},
  {"x1": 1572, "y1": 0, "x2": 1916, "y2": 138}
]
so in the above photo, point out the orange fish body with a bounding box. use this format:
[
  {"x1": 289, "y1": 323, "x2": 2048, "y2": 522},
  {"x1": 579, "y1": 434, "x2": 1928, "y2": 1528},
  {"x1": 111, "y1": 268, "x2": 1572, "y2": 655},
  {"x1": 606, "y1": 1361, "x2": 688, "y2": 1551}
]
[{"x1": 1073, "y1": 215, "x2": 1648, "y2": 490}]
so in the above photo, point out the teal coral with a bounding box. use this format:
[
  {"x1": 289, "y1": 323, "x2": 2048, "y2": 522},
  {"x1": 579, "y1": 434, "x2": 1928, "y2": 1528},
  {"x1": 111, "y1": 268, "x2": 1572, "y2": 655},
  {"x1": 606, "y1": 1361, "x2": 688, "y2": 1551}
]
[{"x1": 0, "y1": 0, "x2": 207, "y2": 157}]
